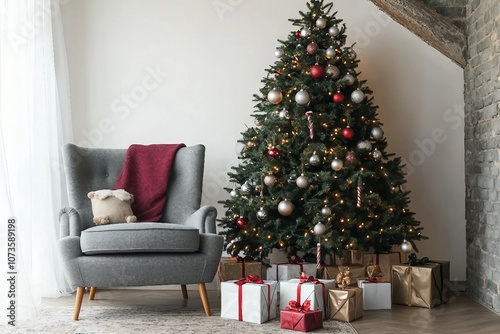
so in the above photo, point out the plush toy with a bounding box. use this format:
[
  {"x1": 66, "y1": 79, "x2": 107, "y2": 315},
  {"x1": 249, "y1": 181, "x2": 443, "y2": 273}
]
[{"x1": 87, "y1": 189, "x2": 137, "y2": 225}]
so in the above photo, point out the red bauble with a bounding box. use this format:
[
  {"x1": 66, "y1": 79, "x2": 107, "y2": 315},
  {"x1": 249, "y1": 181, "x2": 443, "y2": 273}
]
[
  {"x1": 295, "y1": 30, "x2": 302, "y2": 37},
  {"x1": 342, "y1": 127, "x2": 354, "y2": 139},
  {"x1": 276, "y1": 70, "x2": 281, "y2": 77},
  {"x1": 307, "y1": 42, "x2": 319, "y2": 55},
  {"x1": 268, "y1": 147, "x2": 280, "y2": 158},
  {"x1": 310, "y1": 64, "x2": 325, "y2": 79},
  {"x1": 236, "y1": 217, "x2": 247, "y2": 229},
  {"x1": 333, "y1": 92, "x2": 345, "y2": 103}
]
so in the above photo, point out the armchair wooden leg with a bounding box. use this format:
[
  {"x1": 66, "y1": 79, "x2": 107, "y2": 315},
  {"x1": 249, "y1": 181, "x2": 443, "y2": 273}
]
[
  {"x1": 73, "y1": 286, "x2": 85, "y2": 320},
  {"x1": 181, "y1": 284, "x2": 188, "y2": 299},
  {"x1": 89, "y1": 287, "x2": 97, "y2": 300},
  {"x1": 198, "y1": 283, "x2": 211, "y2": 316}
]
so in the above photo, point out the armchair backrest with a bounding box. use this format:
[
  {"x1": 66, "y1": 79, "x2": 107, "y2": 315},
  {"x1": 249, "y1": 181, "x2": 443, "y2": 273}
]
[{"x1": 62, "y1": 143, "x2": 205, "y2": 230}]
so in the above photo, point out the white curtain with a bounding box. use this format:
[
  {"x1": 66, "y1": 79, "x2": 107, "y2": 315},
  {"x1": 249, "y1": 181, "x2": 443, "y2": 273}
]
[{"x1": 0, "y1": 0, "x2": 73, "y2": 322}]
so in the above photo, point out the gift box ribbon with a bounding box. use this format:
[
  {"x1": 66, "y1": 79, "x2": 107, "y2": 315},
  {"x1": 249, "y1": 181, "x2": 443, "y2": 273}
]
[
  {"x1": 296, "y1": 276, "x2": 327, "y2": 313},
  {"x1": 286, "y1": 299, "x2": 311, "y2": 312},
  {"x1": 234, "y1": 275, "x2": 271, "y2": 322}
]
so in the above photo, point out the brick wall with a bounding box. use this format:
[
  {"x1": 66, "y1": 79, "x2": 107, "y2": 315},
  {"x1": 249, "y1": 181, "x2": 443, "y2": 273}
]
[
  {"x1": 422, "y1": 0, "x2": 467, "y2": 30},
  {"x1": 465, "y1": 0, "x2": 500, "y2": 314}
]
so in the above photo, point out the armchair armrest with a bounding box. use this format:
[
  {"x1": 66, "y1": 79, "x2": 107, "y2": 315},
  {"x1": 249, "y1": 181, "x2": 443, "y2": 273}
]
[
  {"x1": 182, "y1": 205, "x2": 217, "y2": 233},
  {"x1": 198, "y1": 233, "x2": 224, "y2": 283},
  {"x1": 59, "y1": 207, "x2": 83, "y2": 238}
]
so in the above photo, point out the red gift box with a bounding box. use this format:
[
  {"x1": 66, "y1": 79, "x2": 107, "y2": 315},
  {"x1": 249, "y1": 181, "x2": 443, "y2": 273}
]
[{"x1": 280, "y1": 309, "x2": 323, "y2": 332}]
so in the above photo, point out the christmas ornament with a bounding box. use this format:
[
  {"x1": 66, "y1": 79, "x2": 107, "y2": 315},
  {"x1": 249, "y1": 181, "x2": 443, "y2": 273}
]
[
  {"x1": 326, "y1": 47, "x2": 336, "y2": 59},
  {"x1": 279, "y1": 108, "x2": 289, "y2": 119},
  {"x1": 241, "y1": 182, "x2": 251, "y2": 194},
  {"x1": 267, "y1": 89, "x2": 283, "y2": 104},
  {"x1": 317, "y1": 243, "x2": 322, "y2": 270},
  {"x1": 400, "y1": 240, "x2": 413, "y2": 253},
  {"x1": 372, "y1": 149, "x2": 382, "y2": 160},
  {"x1": 329, "y1": 25, "x2": 340, "y2": 36},
  {"x1": 321, "y1": 206, "x2": 331, "y2": 216},
  {"x1": 275, "y1": 69, "x2": 281, "y2": 77},
  {"x1": 275, "y1": 49, "x2": 284, "y2": 58},
  {"x1": 309, "y1": 154, "x2": 321, "y2": 166},
  {"x1": 256, "y1": 207, "x2": 268, "y2": 221},
  {"x1": 343, "y1": 73, "x2": 355, "y2": 85},
  {"x1": 356, "y1": 140, "x2": 372, "y2": 151},
  {"x1": 295, "y1": 89, "x2": 310, "y2": 105},
  {"x1": 331, "y1": 158, "x2": 343, "y2": 171},
  {"x1": 333, "y1": 92, "x2": 344, "y2": 103},
  {"x1": 342, "y1": 127, "x2": 354, "y2": 140},
  {"x1": 295, "y1": 30, "x2": 301, "y2": 37},
  {"x1": 326, "y1": 65, "x2": 340, "y2": 79},
  {"x1": 348, "y1": 49, "x2": 357, "y2": 60},
  {"x1": 314, "y1": 222, "x2": 326, "y2": 236},
  {"x1": 310, "y1": 64, "x2": 325, "y2": 79},
  {"x1": 278, "y1": 199, "x2": 294, "y2": 216},
  {"x1": 236, "y1": 216, "x2": 247, "y2": 229},
  {"x1": 306, "y1": 42, "x2": 319, "y2": 55},
  {"x1": 300, "y1": 27, "x2": 311, "y2": 37},
  {"x1": 268, "y1": 147, "x2": 280, "y2": 158},
  {"x1": 229, "y1": 189, "x2": 238, "y2": 198},
  {"x1": 296, "y1": 174, "x2": 309, "y2": 188},
  {"x1": 351, "y1": 89, "x2": 365, "y2": 103},
  {"x1": 356, "y1": 178, "x2": 362, "y2": 208},
  {"x1": 316, "y1": 17, "x2": 327, "y2": 29},
  {"x1": 371, "y1": 126, "x2": 384, "y2": 140},
  {"x1": 264, "y1": 174, "x2": 277, "y2": 186},
  {"x1": 305, "y1": 111, "x2": 314, "y2": 139},
  {"x1": 346, "y1": 151, "x2": 356, "y2": 163},
  {"x1": 254, "y1": 119, "x2": 262, "y2": 126}
]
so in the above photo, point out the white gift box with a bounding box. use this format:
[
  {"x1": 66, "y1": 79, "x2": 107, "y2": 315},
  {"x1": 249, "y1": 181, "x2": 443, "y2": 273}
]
[
  {"x1": 357, "y1": 279, "x2": 392, "y2": 310},
  {"x1": 220, "y1": 280, "x2": 278, "y2": 324},
  {"x1": 267, "y1": 263, "x2": 317, "y2": 281},
  {"x1": 280, "y1": 278, "x2": 336, "y2": 319}
]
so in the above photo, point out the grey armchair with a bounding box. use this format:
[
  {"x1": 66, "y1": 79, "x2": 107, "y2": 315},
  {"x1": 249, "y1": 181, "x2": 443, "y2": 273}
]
[{"x1": 58, "y1": 143, "x2": 223, "y2": 320}]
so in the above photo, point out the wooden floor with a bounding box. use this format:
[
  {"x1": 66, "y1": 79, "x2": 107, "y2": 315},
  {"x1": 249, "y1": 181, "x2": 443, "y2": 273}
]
[{"x1": 42, "y1": 288, "x2": 500, "y2": 333}]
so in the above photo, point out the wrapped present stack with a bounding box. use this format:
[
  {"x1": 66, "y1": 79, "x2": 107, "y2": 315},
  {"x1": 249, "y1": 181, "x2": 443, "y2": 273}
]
[
  {"x1": 356, "y1": 262, "x2": 391, "y2": 310},
  {"x1": 220, "y1": 275, "x2": 278, "y2": 324},
  {"x1": 322, "y1": 250, "x2": 366, "y2": 285},
  {"x1": 363, "y1": 251, "x2": 406, "y2": 282},
  {"x1": 391, "y1": 253, "x2": 451, "y2": 309},
  {"x1": 328, "y1": 268, "x2": 363, "y2": 322}
]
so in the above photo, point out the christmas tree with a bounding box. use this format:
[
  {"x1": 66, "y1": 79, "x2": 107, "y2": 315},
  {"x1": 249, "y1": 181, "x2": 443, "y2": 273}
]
[{"x1": 218, "y1": 0, "x2": 427, "y2": 261}]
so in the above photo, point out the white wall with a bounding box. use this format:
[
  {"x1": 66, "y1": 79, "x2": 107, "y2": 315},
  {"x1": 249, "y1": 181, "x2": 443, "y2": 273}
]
[{"x1": 61, "y1": 0, "x2": 466, "y2": 280}]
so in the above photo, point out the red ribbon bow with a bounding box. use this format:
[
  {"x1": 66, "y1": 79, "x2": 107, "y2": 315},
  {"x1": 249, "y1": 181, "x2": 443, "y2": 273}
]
[
  {"x1": 367, "y1": 278, "x2": 378, "y2": 283},
  {"x1": 234, "y1": 275, "x2": 264, "y2": 285},
  {"x1": 287, "y1": 299, "x2": 311, "y2": 312},
  {"x1": 287, "y1": 256, "x2": 304, "y2": 264},
  {"x1": 300, "y1": 275, "x2": 319, "y2": 284}
]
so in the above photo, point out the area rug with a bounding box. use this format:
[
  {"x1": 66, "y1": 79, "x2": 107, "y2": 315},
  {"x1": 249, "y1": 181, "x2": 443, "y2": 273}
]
[{"x1": 10, "y1": 306, "x2": 358, "y2": 334}]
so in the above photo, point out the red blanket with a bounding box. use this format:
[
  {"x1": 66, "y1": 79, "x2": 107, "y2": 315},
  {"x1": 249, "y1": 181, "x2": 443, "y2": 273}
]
[{"x1": 115, "y1": 143, "x2": 185, "y2": 222}]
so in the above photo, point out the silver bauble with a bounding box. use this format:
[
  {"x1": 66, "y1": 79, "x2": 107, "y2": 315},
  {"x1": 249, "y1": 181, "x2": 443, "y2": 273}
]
[
  {"x1": 256, "y1": 207, "x2": 268, "y2": 221},
  {"x1": 241, "y1": 183, "x2": 251, "y2": 194},
  {"x1": 351, "y1": 89, "x2": 365, "y2": 103},
  {"x1": 295, "y1": 89, "x2": 310, "y2": 105},
  {"x1": 329, "y1": 25, "x2": 340, "y2": 36},
  {"x1": 300, "y1": 27, "x2": 311, "y2": 37},
  {"x1": 296, "y1": 174, "x2": 309, "y2": 189},
  {"x1": 326, "y1": 65, "x2": 340, "y2": 79},
  {"x1": 264, "y1": 174, "x2": 277, "y2": 186},
  {"x1": 331, "y1": 158, "x2": 343, "y2": 171},
  {"x1": 279, "y1": 109, "x2": 289, "y2": 119},
  {"x1": 321, "y1": 206, "x2": 331, "y2": 216},
  {"x1": 372, "y1": 149, "x2": 383, "y2": 160},
  {"x1": 309, "y1": 154, "x2": 321, "y2": 166},
  {"x1": 357, "y1": 140, "x2": 372, "y2": 151},
  {"x1": 316, "y1": 17, "x2": 327, "y2": 29},
  {"x1": 371, "y1": 127, "x2": 384, "y2": 140},
  {"x1": 349, "y1": 49, "x2": 357, "y2": 60},
  {"x1": 326, "y1": 47, "x2": 336, "y2": 59},
  {"x1": 229, "y1": 189, "x2": 239, "y2": 198},
  {"x1": 254, "y1": 119, "x2": 262, "y2": 126},
  {"x1": 343, "y1": 73, "x2": 355, "y2": 85},
  {"x1": 400, "y1": 240, "x2": 413, "y2": 253},
  {"x1": 267, "y1": 89, "x2": 283, "y2": 104},
  {"x1": 314, "y1": 222, "x2": 326, "y2": 236},
  {"x1": 275, "y1": 49, "x2": 284, "y2": 58},
  {"x1": 278, "y1": 199, "x2": 294, "y2": 216}
]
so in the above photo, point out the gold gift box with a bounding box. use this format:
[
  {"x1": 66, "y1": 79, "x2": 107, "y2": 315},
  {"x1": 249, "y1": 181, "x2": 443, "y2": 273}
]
[
  {"x1": 323, "y1": 265, "x2": 366, "y2": 286},
  {"x1": 391, "y1": 263, "x2": 444, "y2": 308},
  {"x1": 217, "y1": 258, "x2": 266, "y2": 295},
  {"x1": 329, "y1": 287, "x2": 363, "y2": 322},
  {"x1": 363, "y1": 252, "x2": 404, "y2": 282}
]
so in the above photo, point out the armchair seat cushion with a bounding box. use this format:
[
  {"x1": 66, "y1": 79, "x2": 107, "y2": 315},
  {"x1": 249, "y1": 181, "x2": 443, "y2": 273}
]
[{"x1": 80, "y1": 223, "x2": 200, "y2": 255}]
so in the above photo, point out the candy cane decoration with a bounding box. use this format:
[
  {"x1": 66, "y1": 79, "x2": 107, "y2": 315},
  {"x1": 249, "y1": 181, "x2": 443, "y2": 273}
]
[
  {"x1": 316, "y1": 243, "x2": 321, "y2": 269},
  {"x1": 356, "y1": 178, "x2": 362, "y2": 208},
  {"x1": 305, "y1": 111, "x2": 314, "y2": 139}
]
